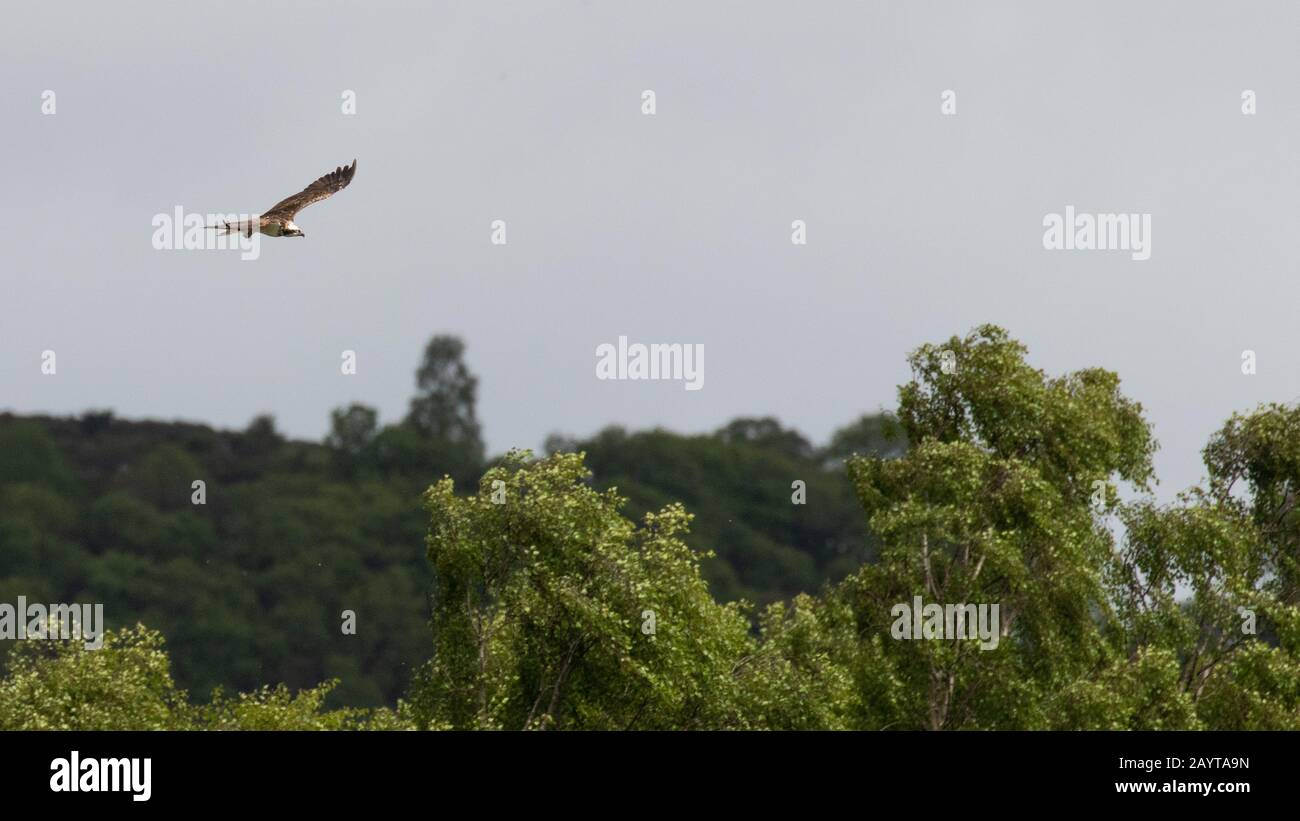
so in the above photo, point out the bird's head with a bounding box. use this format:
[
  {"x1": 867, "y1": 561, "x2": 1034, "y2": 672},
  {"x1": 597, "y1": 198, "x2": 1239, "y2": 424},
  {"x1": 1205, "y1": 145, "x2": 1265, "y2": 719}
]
[{"x1": 283, "y1": 222, "x2": 305, "y2": 237}]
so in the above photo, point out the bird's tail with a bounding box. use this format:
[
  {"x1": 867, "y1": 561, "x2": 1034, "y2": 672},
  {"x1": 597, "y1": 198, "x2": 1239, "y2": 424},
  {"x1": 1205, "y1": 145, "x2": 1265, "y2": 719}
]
[{"x1": 205, "y1": 219, "x2": 257, "y2": 238}]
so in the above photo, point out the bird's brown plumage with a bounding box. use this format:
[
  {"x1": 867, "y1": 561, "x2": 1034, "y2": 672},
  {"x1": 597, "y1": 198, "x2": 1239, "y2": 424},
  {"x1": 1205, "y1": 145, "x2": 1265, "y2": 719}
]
[{"x1": 263, "y1": 159, "x2": 357, "y2": 221}]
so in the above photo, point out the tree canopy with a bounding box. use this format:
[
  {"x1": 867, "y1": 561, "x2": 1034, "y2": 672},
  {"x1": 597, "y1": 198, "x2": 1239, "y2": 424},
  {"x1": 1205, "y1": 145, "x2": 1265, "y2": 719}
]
[{"x1": 2, "y1": 325, "x2": 1298, "y2": 730}]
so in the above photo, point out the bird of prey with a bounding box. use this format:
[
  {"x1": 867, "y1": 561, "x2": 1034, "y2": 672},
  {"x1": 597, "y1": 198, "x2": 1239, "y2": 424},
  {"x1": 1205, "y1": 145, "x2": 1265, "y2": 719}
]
[{"x1": 210, "y1": 159, "x2": 356, "y2": 238}]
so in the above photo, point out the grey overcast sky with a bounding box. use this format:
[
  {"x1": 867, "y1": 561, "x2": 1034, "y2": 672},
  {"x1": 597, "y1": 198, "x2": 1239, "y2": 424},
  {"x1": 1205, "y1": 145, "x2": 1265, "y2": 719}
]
[{"x1": 2, "y1": 1, "x2": 1297, "y2": 501}]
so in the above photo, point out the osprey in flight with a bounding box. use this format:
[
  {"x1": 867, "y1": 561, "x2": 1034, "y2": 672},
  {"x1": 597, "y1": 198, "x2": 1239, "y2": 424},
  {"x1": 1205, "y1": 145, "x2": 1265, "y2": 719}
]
[{"x1": 211, "y1": 159, "x2": 356, "y2": 238}]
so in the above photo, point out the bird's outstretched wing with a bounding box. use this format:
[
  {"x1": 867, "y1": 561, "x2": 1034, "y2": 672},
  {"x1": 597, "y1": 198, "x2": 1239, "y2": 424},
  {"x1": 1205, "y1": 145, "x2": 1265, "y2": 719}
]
[{"x1": 263, "y1": 159, "x2": 357, "y2": 220}]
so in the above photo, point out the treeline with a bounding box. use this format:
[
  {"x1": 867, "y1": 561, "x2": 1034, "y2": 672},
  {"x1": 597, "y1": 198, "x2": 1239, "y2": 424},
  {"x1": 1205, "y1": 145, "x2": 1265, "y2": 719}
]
[
  {"x1": 0, "y1": 337, "x2": 889, "y2": 709},
  {"x1": 3, "y1": 325, "x2": 1299, "y2": 729}
]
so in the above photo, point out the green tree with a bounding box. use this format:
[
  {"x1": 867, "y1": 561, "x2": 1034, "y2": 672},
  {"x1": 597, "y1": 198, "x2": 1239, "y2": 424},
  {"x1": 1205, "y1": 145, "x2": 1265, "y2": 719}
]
[
  {"x1": 404, "y1": 336, "x2": 485, "y2": 484},
  {"x1": 566, "y1": 424, "x2": 868, "y2": 604},
  {"x1": 1098, "y1": 402, "x2": 1300, "y2": 729},
  {"x1": 819, "y1": 412, "x2": 905, "y2": 467},
  {"x1": 410, "y1": 451, "x2": 757, "y2": 729},
  {"x1": 326, "y1": 403, "x2": 380, "y2": 476},
  {"x1": 715, "y1": 417, "x2": 814, "y2": 461},
  {"x1": 838, "y1": 325, "x2": 1157, "y2": 729},
  {"x1": 118, "y1": 443, "x2": 203, "y2": 511},
  {"x1": 0, "y1": 625, "x2": 413, "y2": 730},
  {"x1": 0, "y1": 625, "x2": 188, "y2": 730},
  {"x1": 0, "y1": 422, "x2": 78, "y2": 494}
]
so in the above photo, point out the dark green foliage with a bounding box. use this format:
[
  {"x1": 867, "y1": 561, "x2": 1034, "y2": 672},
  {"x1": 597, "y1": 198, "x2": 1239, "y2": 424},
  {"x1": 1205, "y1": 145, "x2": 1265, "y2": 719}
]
[
  {"x1": 558, "y1": 418, "x2": 890, "y2": 605},
  {"x1": 0, "y1": 409, "x2": 870, "y2": 706},
  {"x1": 0, "y1": 339, "x2": 884, "y2": 707},
  {"x1": 0, "y1": 410, "x2": 441, "y2": 707}
]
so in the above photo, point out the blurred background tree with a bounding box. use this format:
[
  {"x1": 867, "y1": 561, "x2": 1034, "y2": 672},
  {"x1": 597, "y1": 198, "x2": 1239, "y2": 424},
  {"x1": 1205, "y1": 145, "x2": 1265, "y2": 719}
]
[{"x1": 403, "y1": 335, "x2": 485, "y2": 485}]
